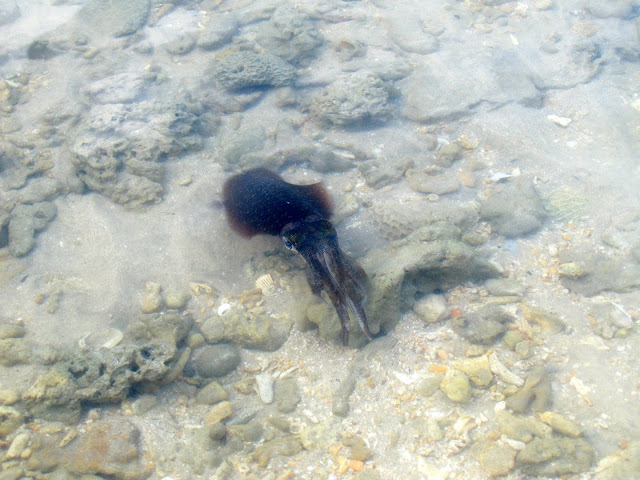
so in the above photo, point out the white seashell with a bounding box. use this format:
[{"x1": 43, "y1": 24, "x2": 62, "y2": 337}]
[
  {"x1": 489, "y1": 353, "x2": 524, "y2": 386},
  {"x1": 79, "y1": 328, "x2": 124, "y2": 349},
  {"x1": 217, "y1": 303, "x2": 231, "y2": 316},
  {"x1": 100, "y1": 328, "x2": 124, "y2": 349},
  {"x1": 255, "y1": 274, "x2": 275, "y2": 294},
  {"x1": 255, "y1": 373, "x2": 274, "y2": 404}
]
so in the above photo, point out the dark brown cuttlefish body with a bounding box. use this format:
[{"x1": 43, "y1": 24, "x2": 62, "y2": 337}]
[{"x1": 222, "y1": 167, "x2": 373, "y2": 346}]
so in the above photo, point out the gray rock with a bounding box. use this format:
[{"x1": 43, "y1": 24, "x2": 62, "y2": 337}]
[
  {"x1": 440, "y1": 369, "x2": 472, "y2": 403},
  {"x1": 199, "y1": 309, "x2": 293, "y2": 351},
  {"x1": 215, "y1": 52, "x2": 296, "y2": 90},
  {"x1": 192, "y1": 344, "x2": 241, "y2": 378},
  {"x1": 311, "y1": 72, "x2": 394, "y2": 126},
  {"x1": 480, "y1": 177, "x2": 546, "y2": 237},
  {"x1": 332, "y1": 370, "x2": 358, "y2": 417},
  {"x1": 528, "y1": 40, "x2": 603, "y2": 90},
  {"x1": 583, "y1": 0, "x2": 632, "y2": 18},
  {"x1": 274, "y1": 376, "x2": 301, "y2": 413},
  {"x1": 0, "y1": 338, "x2": 32, "y2": 366},
  {"x1": 72, "y1": 100, "x2": 207, "y2": 208},
  {"x1": 131, "y1": 394, "x2": 157, "y2": 415},
  {"x1": 198, "y1": 14, "x2": 238, "y2": 51},
  {"x1": 471, "y1": 439, "x2": 517, "y2": 477},
  {"x1": 218, "y1": 123, "x2": 267, "y2": 170},
  {"x1": 163, "y1": 33, "x2": 197, "y2": 56},
  {"x1": 595, "y1": 441, "x2": 640, "y2": 480},
  {"x1": 505, "y1": 366, "x2": 552, "y2": 413},
  {"x1": 454, "y1": 304, "x2": 514, "y2": 345},
  {"x1": 517, "y1": 436, "x2": 594, "y2": 476},
  {"x1": 485, "y1": 278, "x2": 524, "y2": 296},
  {"x1": 559, "y1": 249, "x2": 640, "y2": 296},
  {"x1": 22, "y1": 313, "x2": 192, "y2": 423},
  {"x1": 386, "y1": 13, "x2": 438, "y2": 54},
  {"x1": 402, "y1": 50, "x2": 540, "y2": 123},
  {"x1": 0, "y1": 406, "x2": 23, "y2": 436},
  {"x1": 0, "y1": 0, "x2": 19, "y2": 27},
  {"x1": 8, "y1": 202, "x2": 57, "y2": 257},
  {"x1": 196, "y1": 381, "x2": 229, "y2": 405},
  {"x1": 255, "y1": 6, "x2": 323, "y2": 66},
  {"x1": 360, "y1": 223, "x2": 501, "y2": 346},
  {"x1": 406, "y1": 170, "x2": 461, "y2": 195},
  {"x1": 62, "y1": 418, "x2": 152, "y2": 480},
  {"x1": 76, "y1": 0, "x2": 150, "y2": 38},
  {"x1": 84, "y1": 73, "x2": 150, "y2": 105},
  {"x1": 10, "y1": 177, "x2": 62, "y2": 205},
  {"x1": 413, "y1": 294, "x2": 448, "y2": 324}
]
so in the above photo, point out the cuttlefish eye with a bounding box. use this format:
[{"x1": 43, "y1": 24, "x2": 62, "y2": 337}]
[
  {"x1": 283, "y1": 238, "x2": 294, "y2": 250},
  {"x1": 282, "y1": 234, "x2": 299, "y2": 251}
]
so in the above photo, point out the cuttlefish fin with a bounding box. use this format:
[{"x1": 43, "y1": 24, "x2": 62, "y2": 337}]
[{"x1": 297, "y1": 182, "x2": 334, "y2": 218}]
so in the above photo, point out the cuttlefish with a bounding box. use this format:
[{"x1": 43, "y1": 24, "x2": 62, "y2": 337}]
[{"x1": 222, "y1": 168, "x2": 373, "y2": 346}]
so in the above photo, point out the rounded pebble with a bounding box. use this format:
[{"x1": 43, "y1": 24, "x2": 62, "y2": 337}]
[{"x1": 192, "y1": 344, "x2": 241, "y2": 378}]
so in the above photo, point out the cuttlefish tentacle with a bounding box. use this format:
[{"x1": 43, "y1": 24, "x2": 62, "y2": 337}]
[
  {"x1": 306, "y1": 243, "x2": 373, "y2": 346},
  {"x1": 222, "y1": 168, "x2": 374, "y2": 346}
]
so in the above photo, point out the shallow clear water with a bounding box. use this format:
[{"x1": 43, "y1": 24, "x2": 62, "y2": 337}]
[{"x1": 0, "y1": 0, "x2": 639, "y2": 479}]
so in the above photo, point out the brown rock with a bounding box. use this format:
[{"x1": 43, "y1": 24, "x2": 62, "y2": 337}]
[{"x1": 62, "y1": 418, "x2": 153, "y2": 480}]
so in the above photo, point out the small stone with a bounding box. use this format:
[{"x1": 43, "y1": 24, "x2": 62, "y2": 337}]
[
  {"x1": 275, "y1": 376, "x2": 301, "y2": 413},
  {"x1": 208, "y1": 421, "x2": 226, "y2": 441},
  {"x1": 440, "y1": 369, "x2": 472, "y2": 403},
  {"x1": 6, "y1": 432, "x2": 29, "y2": 459},
  {"x1": 406, "y1": 169, "x2": 461, "y2": 195},
  {"x1": 547, "y1": 114, "x2": 572, "y2": 127},
  {"x1": 471, "y1": 439, "x2": 517, "y2": 477},
  {"x1": 594, "y1": 441, "x2": 640, "y2": 480},
  {"x1": 141, "y1": 282, "x2": 162, "y2": 313},
  {"x1": 505, "y1": 367, "x2": 552, "y2": 413},
  {"x1": 196, "y1": 381, "x2": 228, "y2": 405},
  {"x1": 516, "y1": 436, "x2": 594, "y2": 475},
  {"x1": 455, "y1": 304, "x2": 512, "y2": 345},
  {"x1": 434, "y1": 142, "x2": 463, "y2": 167},
  {"x1": 0, "y1": 466, "x2": 23, "y2": 480},
  {"x1": 0, "y1": 389, "x2": 20, "y2": 405},
  {"x1": 497, "y1": 410, "x2": 552, "y2": 442},
  {"x1": 251, "y1": 436, "x2": 303, "y2": 468},
  {"x1": 488, "y1": 353, "x2": 524, "y2": 386},
  {"x1": 538, "y1": 411, "x2": 582, "y2": 437},
  {"x1": 452, "y1": 356, "x2": 493, "y2": 387},
  {"x1": 186, "y1": 332, "x2": 205, "y2": 349},
  {"x1": 343, "y1": 433, "x2": 372, "y2": 461},
  {"x1": 332, "y1": 372, "x2": 358, "y2": 417},
  {"x1": 425, "y1": 417, "x2": 444, "y2": 441},
  {"x1": 503, "y1": 330, "x2": 526, "y2": 349},
  {"x1": 485, "y1": 278, "x2": 524, "y2": 297},
  {"x1": 515, "y1": 340, "x2": 534, "y2": 359},
  {"x1": 0, "y1": 406, "x2": 24, "y2": 435},
  {"x1": 62, "y1": 418, "x2": 152, "y2": 480},
  {"x1": 413, "y1": 294, "x2": 448, "y2": 323},
  {"x1": 205, "y1": 401, "x2": 233, "y2": 426},
  {"x1": 192, "y1": 344, "x2": 241, "y2": 378},
  {"x1": 130, "y1": 394, "x2": 157, "y2": 415},
  {"x1": 534, "y1": 0, "x2": 553, "y2": 10},
  {"x1": 418, "y1": 374, "x2": 444, "y2": 397},
  {"x1": 520, "y1": 304, "x2": 565, "y2": 333},
  {"x1": 0, "y1": 323, "x2": 26, "y2": 339},
  {"x1": 558, "y1": 262, "x2": 588, "y2": 278},
  {"x1": 233, "y1": 377, "x2": 255, "y2": 394},
  {"x1": 164, "y1": 290, "x2": 191, "y2": 310},
  {"x1": 163, "y1": 33, "x2": 196, "y2": 55}
]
